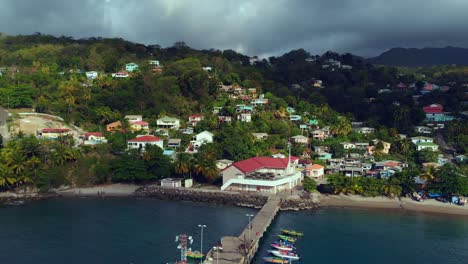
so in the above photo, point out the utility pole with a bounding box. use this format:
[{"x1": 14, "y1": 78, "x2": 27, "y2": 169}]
[{"x1": 198, "y1": 224, "x2": 206, "y2": 264}]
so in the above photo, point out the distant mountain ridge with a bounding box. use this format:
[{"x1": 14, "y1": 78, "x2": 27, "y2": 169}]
[{"x1": 367, "y1": 46, "x2": 468, "y2": 67}]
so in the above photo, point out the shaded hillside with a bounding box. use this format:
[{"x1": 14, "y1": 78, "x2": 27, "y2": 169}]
[{"x1": 367, "y1": 47, "x2": 468, "y2": 67}]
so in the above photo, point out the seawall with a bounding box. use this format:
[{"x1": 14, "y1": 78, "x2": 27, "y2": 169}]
[{"x1": 134, "y1": 186, "x2": 269, "y2": 208}]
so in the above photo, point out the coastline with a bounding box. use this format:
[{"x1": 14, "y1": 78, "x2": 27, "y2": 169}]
[
  {"x1": 2, "y1": 184, "x2": 467, "y2": 216},
  {"x1": 319, "y1": 194, "x2": 468, "y2": 216}
]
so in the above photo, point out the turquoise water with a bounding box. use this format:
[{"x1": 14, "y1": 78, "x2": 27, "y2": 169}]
[
  {"x1": 253, "y1": 208, "x2": 468, "y2": 264},
  {"x1": 0, "y1": 198, "x2": 256, "y2": 264},
  {"x1": 1, "y1": 199, "x2": 467, "y2": 264}
]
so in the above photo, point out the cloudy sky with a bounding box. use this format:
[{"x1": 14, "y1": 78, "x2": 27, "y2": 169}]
[{"x1": 1, "y1": 0, "x2": 468, "y2": 57}]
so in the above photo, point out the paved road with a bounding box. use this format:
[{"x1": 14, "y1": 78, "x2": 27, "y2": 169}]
[{"x1": 435, "y1": 130, "x2": 455, "y2": 161}]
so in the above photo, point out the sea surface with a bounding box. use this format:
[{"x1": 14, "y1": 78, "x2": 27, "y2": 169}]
[
  {"x1": 0, "y1": 198, "x2": 256, "y2": 264},
  {"x1": 1, "y1": 199, "x2": 467, "y2": 264},
  {"x1": 253, "y1": 208, "x2": 468, "y2": 264}
]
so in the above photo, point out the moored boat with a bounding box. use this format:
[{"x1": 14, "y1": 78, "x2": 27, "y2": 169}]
[
  {"x1": 186, "y1": 250, "x2": 204, "y2": 259},
  {"x1": 268, "y1": 250, "x2": 300, "y2": 260},
  {"x1": 281, "y1": 229, "x2": 304, "y2": 237},
  {"x1": 262, "y1": 256, "x2": 289, "y2": 263},
  {"x1": 270, "y1": 243, "x2": 294, "y2": 251},
  {"x1": 277, "y1": 235, "x2": 296, "y2": 243}
]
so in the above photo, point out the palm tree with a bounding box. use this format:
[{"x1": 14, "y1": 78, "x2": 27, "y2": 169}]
[
  {"x1": 0, "y1": 164, "x2": 15, "y2": 189},
  {"x1": 175, "y1": 153, "x2": 192, "y2": 177},
  {"x1": 419, "y1": 165, "x2": 438, "y2": 189}
]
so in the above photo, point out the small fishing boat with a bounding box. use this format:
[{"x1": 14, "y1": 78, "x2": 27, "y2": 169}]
[
  {"x1": 186, "y1": 250, "x2": 204, "y2": 259},
  {"x1": 268, "y1": 250, "x2": 300, "y2": 260},
  {"x1": 281, "y1": 229, "x2": 304, "y2": 237},
  {"x1": 270, "y1": 243, "x2": 294, "y2": 251},
  {"x1": 262, "y1": 256, "x2": 289, "y2": 263},
  {"x1": 277, "y1": 235, "x2": 296, "y2": 243},
  {"x1": 273, "y1": 240, "x2": 294, "y2": 246}
]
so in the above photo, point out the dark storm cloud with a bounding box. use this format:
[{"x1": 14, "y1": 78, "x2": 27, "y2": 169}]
[{"x1": 1, "y1": 0, "x2": 468, "y2": 57}]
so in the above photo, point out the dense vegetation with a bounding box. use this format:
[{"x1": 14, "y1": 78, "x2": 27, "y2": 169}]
[{"x1": 0, "y1": 33, "x2": 467, "y2": 196}]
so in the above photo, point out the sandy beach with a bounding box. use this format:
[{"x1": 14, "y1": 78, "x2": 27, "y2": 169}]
[
  {"x1": 319, "y1": 194, "x2": 468, "y2": 216},
  {"x1": 57, "y1": 183, "x2": 140, "y2": 197}
]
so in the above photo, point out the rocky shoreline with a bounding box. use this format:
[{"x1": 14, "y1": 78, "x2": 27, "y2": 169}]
[
  {"x1": 134, "y1": 186, "x2": 269, "y2": 208},
  {"x1": 134, "y1": 186, "x2": 321, "y2": 210}
]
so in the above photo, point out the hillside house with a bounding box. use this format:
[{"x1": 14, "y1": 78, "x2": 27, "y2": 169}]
[
  {"x1": 238, "y1": 113, "x2": 252, "y2": 123},
  {"x1": 353, "y1": 127, "x2": 375, "y2": 134},
  {"x1": 318, "y1": 152, "x2": 332, "y2": 160},
  {"x1": 125, "y1": 62, "x2": 139, "y2": 72},
  {"x1": 111, "y1": 71, "x2": 129, "y2": 78},
  {"x1": 127, "y1": 135, "x2": 164, "y2": 151},
  {"x1": 125, "y1": 115, "x2": 143, "y2": 122},
  {"x1": 291, "y1": 135, "x2": 309, "y2": 145},
  {"x1": 148, "y1": 60, "x2": 160, "y2": 66},
  {"x1": 130, "y1": 121, "x2": 149, "y2": 132},
  {"x1": 218, "y1": 115, "x2": 232, "y2": 123},
  {"x1": 341, "y1": 142, "x2": 356, "y2": 150},
  {"x1": 304, "y1": 164, "x2": 325, "y2": 180},
  {"x1": 221, "y1": 157, "x2": 302, "y2": 193},
  {"x1": 157, "y1": 116, "x2": 180, "y2": 129},
  {"x1": 410, "y1": 136, "x2": 439, "y2": 151},
  {"x1": 37, "y1": 128, "x2": 71, "y2": 139},
  {"x1": 83, "y1": 132, "x2": 107, "y2": 145},
  {"x1": 289, "y1": 115, "x2": 302, "y2": 121},
  {"x1": 85, "y1": 71, "x2": 98, "y2": 80},
  {"x1": 354, "y1": 142, "x2": 370, "y2": 150},
  {"x1": 369, "y1": 140, "x2": 391, "y2": 154},
  {"x1": 181, "y1": 127, "x2": 194, "y2": 135},
  {"x1": 106, "y1": 121, "x2": 122, "y2": 132},
  {"x1": 423, "y1": 104, "x2": 454, "y2": 122},
  {"x1": 311, "y1": 129, "x2": 329, "y2": 141},
  {"x1": 313, "y1": 146, "x2": 329, "y2": 153},
  {"x1": 414, "y1": 126, "x2": 432, "y2": 134},
  {"x1": 188, "y1": 114, "x2": 204, "y2": 127},
  {"x1": 188, "y1": 130, "x2": 214, "y2": 153},
  {"x1": 167, "y1": 138, "x2": 181, "y2": 148},
  {"x1": 236, "y1": 105, "x2": 253, "y2": 113},
  {"x1": 252, "y1": 133, "x2": 268, "y2": 140}
]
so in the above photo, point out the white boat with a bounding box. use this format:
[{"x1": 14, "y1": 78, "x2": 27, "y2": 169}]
[
  {"x1": 270, "y1": 243, "x2": 294, "y2": 251},
  {"x1": 268, "y1": 250, "x2": 300, "y2": 260}
]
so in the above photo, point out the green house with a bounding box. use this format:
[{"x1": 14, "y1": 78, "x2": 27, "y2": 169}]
[{"x1": 126, "y1": 62, "x2": 139, "y2": 72}]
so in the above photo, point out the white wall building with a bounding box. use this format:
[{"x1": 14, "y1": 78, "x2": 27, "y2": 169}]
[
  {"x1": 127, "y1": 135, "x2": 164, "y2": 151},
  {"x1": 221, "y1": 157, "x2": 302, "y2": 193}
]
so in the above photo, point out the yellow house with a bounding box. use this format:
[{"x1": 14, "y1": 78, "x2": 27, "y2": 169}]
[{"x1": 130, "y1": 121, "x2": 150, "y2": 132}]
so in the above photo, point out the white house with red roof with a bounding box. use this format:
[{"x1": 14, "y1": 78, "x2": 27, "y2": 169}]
[
  {"x1": 111, "y1": 71, "x2": 129, "y2": 78},
  {"x1": 188, "y1": 114, "x2": 204, "y2": 127},
  {"x1": 221, "y1": 157, "x2": 302, "y2": 193},
  {"x1": 127, "y1": 135, "x2": 164, "y2": 151}
]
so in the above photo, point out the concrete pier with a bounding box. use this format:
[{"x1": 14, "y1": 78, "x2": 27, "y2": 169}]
[{"x1": 203, "y1": 196, "x2": 281, "y2": 264}]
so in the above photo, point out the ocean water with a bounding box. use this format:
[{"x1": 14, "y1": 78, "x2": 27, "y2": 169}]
[
  {"x1": 253, "y1": 208, "x2": 468, "y2": 264},
  {"x1": 1, "y1": 199, "x2": 467, "y2": 264},
  {"x1": 0, "y1": 198, "x2": 256, "y2": 264}
]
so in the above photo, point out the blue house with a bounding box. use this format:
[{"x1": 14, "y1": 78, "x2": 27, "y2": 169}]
[
  {"x1": 125, "y1": 62, "x2": 139, "y2": 72},
  {"x1": 318, "y1": 152, "x2": 332, "y2": 160},
  {"x1": 289, "y1": 115, "x2": 302, "y2": 121}
]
